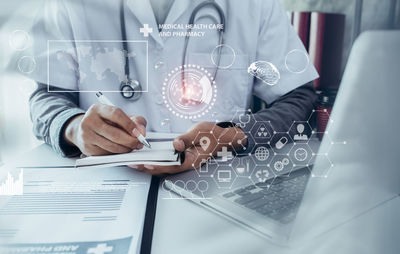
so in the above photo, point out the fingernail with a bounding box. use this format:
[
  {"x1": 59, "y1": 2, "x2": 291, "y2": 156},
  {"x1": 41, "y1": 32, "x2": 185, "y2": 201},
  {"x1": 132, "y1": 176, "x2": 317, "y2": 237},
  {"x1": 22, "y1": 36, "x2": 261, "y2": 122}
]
[
  {"x1": 138, "y1": 124, "x2": 146, "y2": 134},
  {"x1": 137, "y1": 144, "x2": 144, "y2": 149},
  {"x1": 128, "y1": 164, "x2": 139, "y2": 169},
  {"x1": 132, "y1": 128, "x2": 139, "y2": 137},
  {"x1": 144, "y1": 165, "x2": 154, "y2": 170}
]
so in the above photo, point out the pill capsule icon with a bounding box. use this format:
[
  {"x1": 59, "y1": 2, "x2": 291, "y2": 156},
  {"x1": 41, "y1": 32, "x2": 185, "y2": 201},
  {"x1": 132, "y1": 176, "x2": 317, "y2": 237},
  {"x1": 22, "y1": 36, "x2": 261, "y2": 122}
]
[{"x1": 275, "y1": 137, "x2": 288, "y2": 150}]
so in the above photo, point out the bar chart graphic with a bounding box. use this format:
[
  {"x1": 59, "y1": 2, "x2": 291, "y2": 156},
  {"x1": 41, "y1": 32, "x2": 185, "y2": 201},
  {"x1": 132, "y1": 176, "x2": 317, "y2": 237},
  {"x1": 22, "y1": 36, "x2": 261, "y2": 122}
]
[{"x1": 0, "y1": 169, "x2": 23, "y2": 195}]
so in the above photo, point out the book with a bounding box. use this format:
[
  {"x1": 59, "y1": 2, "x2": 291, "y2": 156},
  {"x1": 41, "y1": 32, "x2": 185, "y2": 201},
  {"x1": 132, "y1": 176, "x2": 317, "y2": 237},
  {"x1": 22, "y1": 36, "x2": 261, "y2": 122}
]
[{"x1": 76, "y1": 140, "x2": 183, "y2": 168}]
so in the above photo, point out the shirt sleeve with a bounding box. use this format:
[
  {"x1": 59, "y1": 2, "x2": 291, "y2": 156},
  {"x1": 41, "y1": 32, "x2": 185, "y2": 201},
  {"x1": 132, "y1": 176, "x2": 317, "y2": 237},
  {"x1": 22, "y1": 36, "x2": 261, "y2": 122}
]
[
  {"x1": 28, "y1": 0, "x2": 79, "y2": 91},
  {"x1": 234, "y1": 82, "x2": 317, "y2": 154},
  {"x1": 252, "y1": 0, "x2": 319, "y2": 104},
  {"x1": 29, "y1": 83, "x2": 85, "y2": 157}
]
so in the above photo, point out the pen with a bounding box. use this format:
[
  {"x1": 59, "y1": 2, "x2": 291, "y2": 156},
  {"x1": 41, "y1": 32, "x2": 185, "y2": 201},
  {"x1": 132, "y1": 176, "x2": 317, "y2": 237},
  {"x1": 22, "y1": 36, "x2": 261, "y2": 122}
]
[{"x1": 95, "y1": 91, "x2": 151, "y2": 149}]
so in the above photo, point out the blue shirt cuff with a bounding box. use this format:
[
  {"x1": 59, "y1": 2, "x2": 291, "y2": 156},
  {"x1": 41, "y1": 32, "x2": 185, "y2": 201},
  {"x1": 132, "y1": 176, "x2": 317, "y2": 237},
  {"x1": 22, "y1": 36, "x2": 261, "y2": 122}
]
[{"x1": 49, "y1": 108, "x2": 85, "y2": 157}]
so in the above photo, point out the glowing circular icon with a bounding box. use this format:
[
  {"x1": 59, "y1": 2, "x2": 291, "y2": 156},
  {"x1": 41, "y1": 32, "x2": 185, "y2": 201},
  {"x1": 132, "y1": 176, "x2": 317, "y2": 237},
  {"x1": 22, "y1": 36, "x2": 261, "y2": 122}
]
[
  {"x1": 255, "y1": 146, "x2": 270, "y2": 161},
  {"x1": 19, "y1": 79, "x2": 37, "y2": 97},
  {"x1": 185, "y1": 180, "x2": 198, "y2": 192},
  {"x1": 285, "y1": 49, "x2": 310, "y2": 74},
  {"x1": 17, "y1": 56, "x2": 36, "y2": 74},
  {"x1": 197, "y1": 180, "x2": 209, "y2": 192},
  {"x1": 162, "y1": 65, "x2": 217, "y2": 119},
  {"x1": 248, "y1": 61, "x2": 280, "y2": 86},
  {"x1": 211, "y1": 44, "x2": 236, "y2": 69},
  {"x1": 9, "y1": 30, "x2": 31, "y2": 51}
]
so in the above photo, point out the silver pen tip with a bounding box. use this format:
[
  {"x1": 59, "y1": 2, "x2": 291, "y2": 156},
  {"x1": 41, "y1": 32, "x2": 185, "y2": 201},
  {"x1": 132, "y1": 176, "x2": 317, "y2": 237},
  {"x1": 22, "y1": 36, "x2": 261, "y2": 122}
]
[{"x1": 144, "y1": 140, "x2": 151, "y2": 148}]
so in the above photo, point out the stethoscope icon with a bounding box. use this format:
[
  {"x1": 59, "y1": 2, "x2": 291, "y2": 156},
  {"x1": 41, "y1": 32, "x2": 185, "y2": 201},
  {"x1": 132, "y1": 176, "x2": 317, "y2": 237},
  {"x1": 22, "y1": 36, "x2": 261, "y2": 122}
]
[{"x1": 237, "y1": 114, "x2": 250, "y2": 128}]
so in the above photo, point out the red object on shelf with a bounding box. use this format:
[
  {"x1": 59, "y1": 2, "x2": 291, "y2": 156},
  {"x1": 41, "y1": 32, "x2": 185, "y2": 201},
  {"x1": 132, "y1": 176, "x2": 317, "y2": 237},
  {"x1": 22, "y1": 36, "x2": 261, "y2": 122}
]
[
  {"x1": 309, "y1": 13, "x2": 345, "y2": 91},
  {"x1": 293, "y1": 12, "x2": 311, "y2": 49},
  {"x1": 316, "y1": 90, "x2": 337, "y2": 140},
  {"x1": 316, "y1": 106, "x2": 332, "y2": 140},
  {"x1": 309, "y1": 13, "x2": 325, "y2": 90}
]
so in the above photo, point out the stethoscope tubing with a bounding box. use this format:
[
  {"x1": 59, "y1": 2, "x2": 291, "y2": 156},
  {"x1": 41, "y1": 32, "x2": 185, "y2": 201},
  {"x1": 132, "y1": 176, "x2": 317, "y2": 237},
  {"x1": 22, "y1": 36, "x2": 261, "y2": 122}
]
[{"x1": 120, "y1": 0, "x2": 226, "y2": 100}]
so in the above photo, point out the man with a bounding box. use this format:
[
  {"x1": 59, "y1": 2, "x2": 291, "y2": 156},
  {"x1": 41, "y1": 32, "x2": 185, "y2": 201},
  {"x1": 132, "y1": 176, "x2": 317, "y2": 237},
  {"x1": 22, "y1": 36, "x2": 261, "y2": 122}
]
[{"x1": 29, "y1": 0, "x2": 318, "y2": 175}]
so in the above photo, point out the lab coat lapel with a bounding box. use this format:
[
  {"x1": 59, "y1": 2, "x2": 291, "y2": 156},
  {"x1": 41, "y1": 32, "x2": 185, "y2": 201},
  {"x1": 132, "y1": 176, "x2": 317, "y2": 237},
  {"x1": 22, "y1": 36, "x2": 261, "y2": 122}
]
[
  {"x1": 163, "y1": 0, "x2": 191, "y2": 27},
  {"x1": 127, "y1": 0, "x2": 163, "y2": 46}
]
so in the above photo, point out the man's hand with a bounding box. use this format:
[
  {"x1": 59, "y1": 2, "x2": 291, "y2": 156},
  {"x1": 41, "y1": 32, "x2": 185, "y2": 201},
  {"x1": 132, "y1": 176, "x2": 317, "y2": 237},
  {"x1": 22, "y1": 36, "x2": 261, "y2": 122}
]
[
  {"x1": 64, "y1": 104, "x2": 147, "y2": 156},
  {"x1": 132, "y1": 122, "x2": 247, "y2": 175}
]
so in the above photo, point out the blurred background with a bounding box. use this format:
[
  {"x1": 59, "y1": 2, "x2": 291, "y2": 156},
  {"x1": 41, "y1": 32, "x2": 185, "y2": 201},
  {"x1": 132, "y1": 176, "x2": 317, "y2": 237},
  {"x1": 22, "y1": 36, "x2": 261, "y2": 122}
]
[{"x1": 0, "y1": 0, "x2": 399, "y2": 164}]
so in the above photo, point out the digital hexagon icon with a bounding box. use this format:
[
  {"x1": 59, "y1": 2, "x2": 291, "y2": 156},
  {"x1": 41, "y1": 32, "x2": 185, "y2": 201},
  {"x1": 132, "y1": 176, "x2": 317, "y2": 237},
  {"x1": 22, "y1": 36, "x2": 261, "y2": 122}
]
[
  {"x1": 309, "y1": 154, "x2": 333, "y2": 178},
  {"x1": 212, "y1": 164, "x2": 237, "y2": 189},
  {"x1": 250, "y1": 165, "x2": 276, "y2": 192},
  {"x1": 231, "y1": 109, "x2": 256, "y2": 131},
  {"x1": 271, "y1": 132, "x2": 294, "y2": 155},
  {"x1": 289, "y1": 143, "x2": 313, "y2": 167},
  {"x1": 307, "y1": 109, "x2": 334, "y2": 140},
  {"x1": 231, "y1": 131, "x2": 256, "y2": 155},
  {"x1": 193, "y1": 131, "x2": 218, "y2": 157},
  {"x1": 253, "y1": 144, "x2": 273, "y2": 165},
  {"x1": 250, "y1": 165, "x2": 272, "y2": 183},
  {"x1": 251, "y1": 121, "x2": 274, "y2": 143},
  {"x1": 214, "y1": 146, "x2": 234, "y2": 164},
  {"x1": 231, "y1": 156, "x2": 256, "y2": 177},
  {"x1": 270, "y1": 154, "x2": 293, "y2": 175},
  {"x1": 194, "y1": 157, "x2": 217, "y2": 178},
  {"x1": 289, "y1": 121, "x2": 312, "y2": 143},
  {"x1": 308, "y1": 130, "x2": 332, "y2": 156}
]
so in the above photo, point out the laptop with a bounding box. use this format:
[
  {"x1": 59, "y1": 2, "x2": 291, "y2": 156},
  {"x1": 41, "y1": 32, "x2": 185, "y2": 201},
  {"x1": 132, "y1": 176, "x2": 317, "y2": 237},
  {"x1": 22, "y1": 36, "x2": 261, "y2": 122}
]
[{"x1": 164, "y1": 30, "x2": 400, "y2": 245}]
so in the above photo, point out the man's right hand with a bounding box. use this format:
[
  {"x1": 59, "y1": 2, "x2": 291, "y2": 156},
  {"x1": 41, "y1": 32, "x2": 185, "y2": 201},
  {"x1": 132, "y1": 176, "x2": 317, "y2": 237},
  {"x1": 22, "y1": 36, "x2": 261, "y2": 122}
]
[{"x1": 64, "y1": 104, "x2": 147, "y2": 156}]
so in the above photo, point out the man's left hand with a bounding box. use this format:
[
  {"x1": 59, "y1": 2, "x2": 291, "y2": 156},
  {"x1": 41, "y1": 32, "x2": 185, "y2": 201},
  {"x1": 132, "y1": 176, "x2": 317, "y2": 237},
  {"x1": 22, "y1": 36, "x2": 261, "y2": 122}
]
[{"x1": 130, "y1": 122, "x2": 247, "y2": 175}]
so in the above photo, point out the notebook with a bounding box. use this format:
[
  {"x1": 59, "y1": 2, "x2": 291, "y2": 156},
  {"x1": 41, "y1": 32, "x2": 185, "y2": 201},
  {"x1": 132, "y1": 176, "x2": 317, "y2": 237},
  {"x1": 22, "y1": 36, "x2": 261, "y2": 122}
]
[{"x1": 76, "y1": 140, "x2": 183, "y2": 168}]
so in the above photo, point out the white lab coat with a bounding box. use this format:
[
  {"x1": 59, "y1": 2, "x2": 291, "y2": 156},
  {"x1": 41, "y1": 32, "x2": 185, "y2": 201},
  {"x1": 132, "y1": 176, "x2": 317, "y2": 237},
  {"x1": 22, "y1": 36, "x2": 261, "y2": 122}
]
[{"x1": 30, "y1": 0, "x2": 318, "y2": 133}]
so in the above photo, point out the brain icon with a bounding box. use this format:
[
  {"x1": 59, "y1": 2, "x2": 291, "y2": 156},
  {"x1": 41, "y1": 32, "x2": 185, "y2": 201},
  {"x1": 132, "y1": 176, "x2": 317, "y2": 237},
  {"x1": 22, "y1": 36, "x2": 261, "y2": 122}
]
[{"x1": 248, "y1": 61, "x2": 280, "y2": 86}]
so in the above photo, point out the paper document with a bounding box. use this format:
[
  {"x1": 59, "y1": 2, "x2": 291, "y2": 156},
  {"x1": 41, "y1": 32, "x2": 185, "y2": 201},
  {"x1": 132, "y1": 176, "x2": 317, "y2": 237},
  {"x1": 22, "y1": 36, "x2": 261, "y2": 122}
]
[
  {"x1": 0, "y1": 167, "x2": 151, "y2": 254},
  {"x1": 76, "y1": 140, "x2": 182, "y2": 168}
]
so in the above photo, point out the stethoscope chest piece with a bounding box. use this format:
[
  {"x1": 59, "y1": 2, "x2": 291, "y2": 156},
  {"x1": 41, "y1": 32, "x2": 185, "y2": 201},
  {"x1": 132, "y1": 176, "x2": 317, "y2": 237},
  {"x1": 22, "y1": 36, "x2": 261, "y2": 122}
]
[{"x1": 120, "y1": 79, "x2": 142, "y2": 101}]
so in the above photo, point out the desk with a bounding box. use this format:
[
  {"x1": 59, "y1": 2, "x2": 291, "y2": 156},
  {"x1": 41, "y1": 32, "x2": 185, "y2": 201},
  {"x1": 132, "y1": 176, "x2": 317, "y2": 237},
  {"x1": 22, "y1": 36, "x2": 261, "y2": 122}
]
[{"x1": 3, "y1": 144, "x2": 400, "y2": 254}]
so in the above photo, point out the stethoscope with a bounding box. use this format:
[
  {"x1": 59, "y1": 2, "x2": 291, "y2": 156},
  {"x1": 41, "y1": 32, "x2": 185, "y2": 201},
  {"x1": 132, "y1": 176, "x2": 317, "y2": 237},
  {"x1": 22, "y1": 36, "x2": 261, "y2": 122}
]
[{"x1": 119, "y1": 0, "x2": 226, "y2": 101}]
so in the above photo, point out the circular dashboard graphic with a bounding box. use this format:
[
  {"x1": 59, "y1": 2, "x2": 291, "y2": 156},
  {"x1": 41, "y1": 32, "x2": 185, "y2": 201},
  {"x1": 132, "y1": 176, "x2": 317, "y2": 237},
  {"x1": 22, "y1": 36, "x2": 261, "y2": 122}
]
[{"x1": 162, "y1": 65, "x2": 217, "y2": 119}]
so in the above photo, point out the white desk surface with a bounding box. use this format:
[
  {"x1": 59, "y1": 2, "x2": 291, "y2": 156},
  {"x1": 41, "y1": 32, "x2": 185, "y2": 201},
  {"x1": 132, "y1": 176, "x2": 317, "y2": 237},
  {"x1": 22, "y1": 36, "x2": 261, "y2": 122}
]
[{"x1": 4, "y1": 144, "x2": 400, "y2": 254}]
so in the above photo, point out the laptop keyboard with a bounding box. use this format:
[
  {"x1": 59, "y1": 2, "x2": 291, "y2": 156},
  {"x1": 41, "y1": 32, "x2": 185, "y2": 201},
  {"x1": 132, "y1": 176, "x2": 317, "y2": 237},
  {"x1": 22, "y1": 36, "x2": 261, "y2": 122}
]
[{"x1": 221, "y1": 167, "x2": 310, "y2": 224}]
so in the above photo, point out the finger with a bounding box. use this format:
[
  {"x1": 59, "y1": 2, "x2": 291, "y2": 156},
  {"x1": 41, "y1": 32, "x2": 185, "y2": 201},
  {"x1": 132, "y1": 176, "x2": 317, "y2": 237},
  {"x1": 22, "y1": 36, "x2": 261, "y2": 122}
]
[
  {"x1": 92, "y1": 132, "x2": 132, "y2": 154},
  {"x1": 95, "y1": 118, "x2": 140, "y2": 149},
  {"x1": 173, "y1": 122, "x2": 213, "y2": 151},
  {"x1": 173, "y1": 139, "x2": 186, "y2": 152},
  {"x1": 146, "y1": 148, "x2": 199, "y2": 175},
  {"x1": 97, "y1": 104, "x2": 137, "y2": 134},
  {"x1": 216, "y1": 128, "x2": 231, "y2": 143},
  {"x1": 130, "y1": 116, "x2": 147, "y2": 136},
  {"x1": 83, "y1": 144, "x2": 110, "y2": 156}
]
